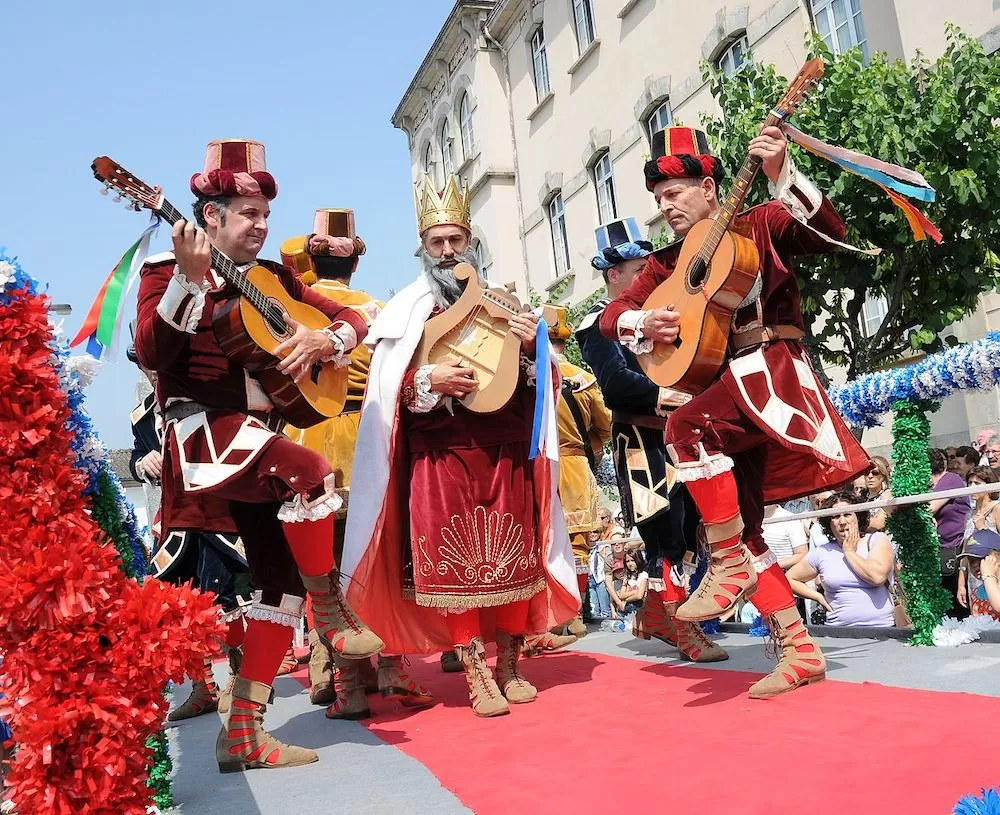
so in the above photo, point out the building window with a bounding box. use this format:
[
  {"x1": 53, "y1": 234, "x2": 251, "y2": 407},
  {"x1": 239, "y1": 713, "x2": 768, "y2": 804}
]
[
  {"x1": 646, "y1": 100, "x2": 673, "y2": 141},
  {"x1": 474, "y1": 239, "x2": 492, "y2": 276},
  {"x1": 531, "y1": 27, "x2": 551, "y2": 100},
  {"x1": 572, "y1": 0, "x2": 596, "y2": 52},
  {"x1": 862, "y1": 294, "x2": 888, "y2": 337},
  {"x1": 422, "y1": 142, "x2": 433, "y2": 175},
  {"x1": 459, "y1": 92, "x2": 476, "y2": 160},
  {"x1": 716, "y1": 35, "x2": 749, "y2": 76},
  {"x1": 812, "y1": 0, "x2": 869, "y2": 60},
  {"x1": 593, "y1": 152, "x2": 617, "y2": 224},
  {"x1": 548, "y1": 193, "x2": 570, "y2": 276},
  {"x1": 439, "y1": 119, "x2": 456, "y2": 177}
]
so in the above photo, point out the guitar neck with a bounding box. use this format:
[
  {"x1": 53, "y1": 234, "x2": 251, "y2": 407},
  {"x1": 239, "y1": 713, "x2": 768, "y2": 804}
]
[
  {"x1": 155, "y1": 198, "x2": 269, "y2": 313},
  {"x1": 702, "y1": 110, "x2": 784, "y2": 257}
]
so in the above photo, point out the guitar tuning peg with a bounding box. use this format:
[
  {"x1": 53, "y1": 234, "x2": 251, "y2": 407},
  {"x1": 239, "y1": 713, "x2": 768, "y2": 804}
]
[
  {"x1": 100, "y1": 186, "x2": 109, "y2": 195},
  {"x1": 112, "y1": 194, "x2": 122, "y2": 203}
]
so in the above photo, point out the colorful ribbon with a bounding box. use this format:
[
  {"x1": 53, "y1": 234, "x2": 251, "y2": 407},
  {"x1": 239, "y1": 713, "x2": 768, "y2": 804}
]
[
  {"x1": 783, "y1": 124, "x2": 942, "y2": 243},
  {"x1": 70, "y1": 216, "x2": 160, "y2": 358}
]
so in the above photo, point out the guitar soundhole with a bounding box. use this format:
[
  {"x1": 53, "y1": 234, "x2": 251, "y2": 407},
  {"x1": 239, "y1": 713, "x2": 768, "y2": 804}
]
[
  {"x1": 263, "y1": 300, "x2": 289, "y2": 336},
  {"x1": 687, "y1": 256, "x2": 709, "y2": 290},
  {"x1": 309, "y1": 363, "x2": 321, "y2": 385}
]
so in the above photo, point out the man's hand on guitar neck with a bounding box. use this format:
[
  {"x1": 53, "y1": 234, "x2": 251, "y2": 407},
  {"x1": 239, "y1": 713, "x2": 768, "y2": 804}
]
[
  {"x1": 172, "y1": 219, "x2": 211, "y2": 286},
  {"x1": 641, "y1": 305, "x2": 681, "y2": 344},
  {"x1": 749, "y1": 125, "x2": 788, "y2": 185}
]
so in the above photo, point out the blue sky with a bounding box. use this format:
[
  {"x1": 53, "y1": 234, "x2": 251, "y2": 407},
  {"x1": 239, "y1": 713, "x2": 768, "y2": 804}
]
[{"x1": 1, "y1": 0, "x2": 455, "y2": 448}]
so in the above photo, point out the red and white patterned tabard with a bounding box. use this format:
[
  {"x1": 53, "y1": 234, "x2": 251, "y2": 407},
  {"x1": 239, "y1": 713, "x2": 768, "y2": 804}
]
[
  {"x1": 134, "y1": 252, "x2": 367, "y2": 612},
  {"x1": 601, "y1": 196, "x2": 870, "y2": 553}
]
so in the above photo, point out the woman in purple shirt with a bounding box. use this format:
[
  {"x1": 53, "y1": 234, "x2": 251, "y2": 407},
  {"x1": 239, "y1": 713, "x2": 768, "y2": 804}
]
[
  {"x1": 930, "y1": 448, "x2": 972, "y2": 619},
  {"x1": 786, "y1": 492, "x2": 896, "y2": 627}
]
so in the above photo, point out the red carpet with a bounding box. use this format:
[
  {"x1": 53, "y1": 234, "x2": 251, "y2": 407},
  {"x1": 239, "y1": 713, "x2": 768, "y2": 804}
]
[{"x1": 298, "y1": 649, "x2": 998, "y2": 815}]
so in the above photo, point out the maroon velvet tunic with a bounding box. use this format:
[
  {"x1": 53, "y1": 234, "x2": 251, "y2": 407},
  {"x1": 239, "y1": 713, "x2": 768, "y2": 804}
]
[
  {"x1": 399, "y1": 364, "x2": 546, "y2": 609},
  {"x1": 600, "y1": 200, "x2": 870, "y2": 506}
]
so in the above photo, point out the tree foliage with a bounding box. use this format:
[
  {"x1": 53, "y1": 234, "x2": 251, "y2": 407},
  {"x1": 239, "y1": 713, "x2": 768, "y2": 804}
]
[{"x1": 701, "y1": 27, "x2": 1000, "y2": 380}]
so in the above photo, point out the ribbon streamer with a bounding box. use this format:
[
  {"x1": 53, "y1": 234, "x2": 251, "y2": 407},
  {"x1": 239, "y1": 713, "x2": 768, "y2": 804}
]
[
  {"x1": 71, "y1": 215, "x2": 161, "y2": 358},
  {"x1": 529, "y1": 315, "x2": 559, "y2": 462},
  {"x1": 783, "y1": 124, "x2": 941, "y2": 243}
]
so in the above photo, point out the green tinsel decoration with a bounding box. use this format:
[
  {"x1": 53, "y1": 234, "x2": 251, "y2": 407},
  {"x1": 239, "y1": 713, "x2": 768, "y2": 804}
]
[
  {"x1": 886, "y1": 399, "x2": 952, "y2": 644},
  {"x1": 90, "y1": 465, "x2": 143, "y2": 581},
  {"x1": 145, "y1": 731, "x2": 173, "y2": 811}
]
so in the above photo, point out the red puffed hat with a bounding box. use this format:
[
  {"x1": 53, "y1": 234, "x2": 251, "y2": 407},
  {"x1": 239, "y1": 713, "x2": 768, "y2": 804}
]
[
  {"x1": 643, "y1": 126, "x2": 724, "y2": 191},
  {"x1": 190, "y1": 138, "x2": 277, "y2": 200}
]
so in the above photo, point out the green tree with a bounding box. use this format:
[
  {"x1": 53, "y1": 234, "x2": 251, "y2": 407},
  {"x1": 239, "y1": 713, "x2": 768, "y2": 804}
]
[{"x1": 702, "y1": 27, "x2": 1000, "y2": 380}]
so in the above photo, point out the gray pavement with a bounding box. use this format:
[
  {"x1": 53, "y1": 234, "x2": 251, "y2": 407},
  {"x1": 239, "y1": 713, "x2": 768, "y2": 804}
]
[{"x1": 165, "y1": 628, "x2": 1000, "y2": 813}]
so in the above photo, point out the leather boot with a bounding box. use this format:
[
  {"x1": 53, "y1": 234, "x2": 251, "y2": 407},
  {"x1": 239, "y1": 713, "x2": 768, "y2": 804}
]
[
  {"x1": 324, "y1": 654, "x2": 371, "y2": 720},
  {"x1": 676, "y1": 530, "x2": 757, "y2": 622},
  {"x1": 567, "y1": 615, "x2": 587, "y2": 638},
  {"x1": 440, "y1": 650, "x2": 462, "y2": 673},
  {"x1": 169, "y1": 657, "x2": 219, "y2": 721},
  {"x1": 522, "y1": 630, "x2": 577, "y2": 657},
  {"x1": 274, "y1": 645, "x2": 298, "y2": 676},
  {"x1": 377, "y1": 655, "x2": 435, "y2": 709},
  {"x1": 632, "y1": 592, "x2": 677, "y2": 646},
  {"x1": 216, "y1": 678, "x2": 317, "y2": 772},
  {"x1": 218, "y1": 647, "x2": 242, "y2": 715},
  {"x1": 664, "y1": 602, "x2": 729, "y2": 662},
  {"x1": 456, "y1": 637, "x2": 509, "y2": 717},
  {"x1": 494, "y1": 632, "x2": 537, "y2": 704},
  {"x1": 302, "y1": 570, "x2": 384, "y2": 659},
  {"x1": 360, "y1": 656, "x2": 380, "y2": 694},
  {"x1": 307, "y1": 629, "x2": 336, "y2": 706},
  {"x1": 749, "y1": 605, "x2": 826, "y2": 699}
]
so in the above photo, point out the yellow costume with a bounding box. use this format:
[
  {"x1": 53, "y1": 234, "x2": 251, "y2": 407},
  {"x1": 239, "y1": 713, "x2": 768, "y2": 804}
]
[{"x1": 544, "y1": 306, "x2": 612, "y2": 575}]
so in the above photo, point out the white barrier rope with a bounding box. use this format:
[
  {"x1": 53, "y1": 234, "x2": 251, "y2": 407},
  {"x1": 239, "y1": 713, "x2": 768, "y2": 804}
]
[{"x1": 764, "y1": 480, "x2": 1000, "y2": 525}]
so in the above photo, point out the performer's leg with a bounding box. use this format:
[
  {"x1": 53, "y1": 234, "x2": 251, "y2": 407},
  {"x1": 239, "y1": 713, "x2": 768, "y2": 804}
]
[
  {"x1": 567, "y1": 532, "x2": 590, "y2": 636},
  {"x1": 492, "y1": 600, "x2": 536, "y2": 704},
  {"x1": 632, "y1": 511, "x2": 678, "y2": 646},
  {"x1": 665, "y1": 383, "x2": 765, "y2": 622},
  {"x1": 216, "y1": 504, "x2": 317, "y2": 772},
  {"x1": 446, "y1": 611, "x2": 508, "y2": 718}
]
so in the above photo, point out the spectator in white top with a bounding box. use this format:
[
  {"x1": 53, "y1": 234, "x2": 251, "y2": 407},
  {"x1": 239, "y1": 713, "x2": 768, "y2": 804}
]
[{"x1": 763, "y1": 504, "x2": 809, "y2": 569}]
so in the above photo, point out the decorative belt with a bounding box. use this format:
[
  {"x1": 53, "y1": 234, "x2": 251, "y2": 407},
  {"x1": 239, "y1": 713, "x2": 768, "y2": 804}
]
[
  {"x1": 164, "y1": 401, "x2": 280, "y2": 430},
  {"x1": 729, "y1": 324, "x2": 805, "y2": 352},
  {"x1": 612, "y1": 411, "x2": 667, "y2": 431}
]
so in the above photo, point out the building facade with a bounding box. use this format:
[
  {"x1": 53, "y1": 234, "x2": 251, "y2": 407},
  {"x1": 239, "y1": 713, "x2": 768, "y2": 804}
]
[{"x1": 392, "y1": 0, "x2": 1000, "y2": 453}]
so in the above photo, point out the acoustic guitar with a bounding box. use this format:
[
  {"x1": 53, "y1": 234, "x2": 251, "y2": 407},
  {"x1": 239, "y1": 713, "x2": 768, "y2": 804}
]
[
  {"x1": 92, "y1": 156, "x2": 348, "y2": 428},
  {"x1": 638, "y1": 58, "x2": 825, "y2": 394},
  {"x1": 413, "y1": 262, "x2": 525, "y2": 413}
]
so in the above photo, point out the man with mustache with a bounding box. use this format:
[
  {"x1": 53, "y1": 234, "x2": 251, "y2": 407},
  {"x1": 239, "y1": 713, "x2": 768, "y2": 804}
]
[
  {"x1": 134, "y1": 139, "x2": 383, "y2": 771},
  {"x1": 600, "y1": 126, "x2": 870, "y2": 698},
  {"x1": 341, "y1": 175, "x2": 578, "y2": 718}
]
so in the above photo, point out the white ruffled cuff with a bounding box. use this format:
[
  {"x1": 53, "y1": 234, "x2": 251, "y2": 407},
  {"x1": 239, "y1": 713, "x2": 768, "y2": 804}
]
[
  {"x1": 669, "y1": 450, "x2": 736, "y2": 483},
  {"x1": 277, "y1": 491, "x2": 342, "y2": 523},
  {"x1": 319, "y1": 321, "x2": 357, "y2": 368},
  {"x1": 655, "y1": 386, "x2": 691, "y2": 417},
  {"x1": 408, "y1": 364, "x2": 444, "y2": 413},
  {"x1": 768, "y1": 156, "x2": 822, "y2": 223},
  {"x1": 156, "y1": 271, "x2": 210, "y2": 333},
  {"x1": 617, "y1": 309, "x2": 654, "y2": 355},
  {"x1": 244, "y1": 594, "x2": 305, "y2": 629}
]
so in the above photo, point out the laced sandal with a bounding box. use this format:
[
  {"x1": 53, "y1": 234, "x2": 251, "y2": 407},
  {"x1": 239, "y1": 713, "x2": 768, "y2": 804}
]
[
  {"x1": 456, "y1": 638, "x2": 509, "y2": 717},
  {"x1": 494, "y1": 632, "x2": 537, "y2": 704},
  {"x1": 324, "y1": 654, "x2": 372, "y2": 720},
  {"x1": 749, "y1": 606, "x2": 826, "y2": 699},
  {"x1": 664, "y1": 603, "x2": 729, "y2": 662},
  {"x1": 216, "y1": 679, "x2": 317, "y2": 772},
  {"x1": 377, "y1": 655, "x2": 435, "y2": 709},
  {"x1": 676, "y1": 536, "x2": 757, "y2": 622},
  {"x1": 302, "y1": 570, "x2": 384, "y2": 659}
]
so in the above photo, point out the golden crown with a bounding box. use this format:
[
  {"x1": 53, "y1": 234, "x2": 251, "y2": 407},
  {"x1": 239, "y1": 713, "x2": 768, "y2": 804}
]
[{"x1": 416, "y1": 174, "x2": 471, "y2": 235}]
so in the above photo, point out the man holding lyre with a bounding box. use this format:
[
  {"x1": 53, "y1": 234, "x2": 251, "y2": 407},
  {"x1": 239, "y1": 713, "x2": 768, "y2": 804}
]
[
  {"x1": 134, "y1": 139, "x2": 384, "y2": 771},
  {"x1": 340, "y1": 174, "x2": 579, "y2": 719},
  {"x1": 600, "y1": 126, "x2": 869, "y2": 698}
]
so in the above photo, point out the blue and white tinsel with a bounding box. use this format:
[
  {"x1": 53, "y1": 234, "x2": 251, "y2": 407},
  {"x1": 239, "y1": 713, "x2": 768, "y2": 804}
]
[
  {"x1": 0, "y1": 248, "x2": 35, "y2": 305},
  {"x1": 827, "y1": 331, "x2": 1000, "y2": 426},
  {"x1": 953, "y1": 788, "x2": 1000, "y2": 815}
]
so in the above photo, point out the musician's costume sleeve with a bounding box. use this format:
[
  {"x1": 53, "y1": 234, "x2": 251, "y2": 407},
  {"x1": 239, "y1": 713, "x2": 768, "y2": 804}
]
[
  {"x1": 135, "y1": 257, "x2": 198, "y2": 371},
  {"x1": 597, "y1": 254, "x2": 671, "y2": 352},
  {"x1": 578, "y1": 315, "x2": 658, "y2": 413},
  {"x1": 764, "y1": 157, "x2": 847, "y2": 255},
  {"x1": 273, "y1": 264, "x2": 369, "y2": 351}
]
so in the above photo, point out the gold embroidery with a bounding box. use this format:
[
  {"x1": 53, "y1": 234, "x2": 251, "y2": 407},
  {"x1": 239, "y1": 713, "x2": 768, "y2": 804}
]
[{"x1": 415, "y1": 506, "x2": 538, "y2": 586}]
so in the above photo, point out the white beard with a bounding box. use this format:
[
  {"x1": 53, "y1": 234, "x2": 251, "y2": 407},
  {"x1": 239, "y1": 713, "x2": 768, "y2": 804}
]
[{"x1": 419, "y1": 247, "x2": 482, "y2": 309}]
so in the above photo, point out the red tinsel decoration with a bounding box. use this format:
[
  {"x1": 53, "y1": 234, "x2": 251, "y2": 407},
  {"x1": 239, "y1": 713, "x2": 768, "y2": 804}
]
[{"x1": 0, "y1": 285, "x2": 222, "y2": 814}]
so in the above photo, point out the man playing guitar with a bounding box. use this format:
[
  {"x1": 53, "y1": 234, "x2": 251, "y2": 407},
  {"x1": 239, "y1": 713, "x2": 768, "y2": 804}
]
[
  {"x1": 600, "y1": 125, "x2": 870, "y2": 699},
  {"x1": 134, "y1": 139, "x2": 383, "y2": 771}
]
